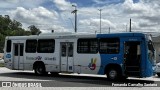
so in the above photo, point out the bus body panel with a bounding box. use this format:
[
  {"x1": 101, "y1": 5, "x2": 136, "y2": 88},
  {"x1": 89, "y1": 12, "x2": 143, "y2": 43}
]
[
  {"x1": 98, "y1": 54, "x2": 123, "y2": 75},
  {"x1": 74, "y1": 53, "x2": 101, "y2": 74},
  {"x1": 74, "y1": 35, "x2": 101, "y2": 74},
  {"x1": 3, "y1": 33, "x2": 155, "y2": 79}
]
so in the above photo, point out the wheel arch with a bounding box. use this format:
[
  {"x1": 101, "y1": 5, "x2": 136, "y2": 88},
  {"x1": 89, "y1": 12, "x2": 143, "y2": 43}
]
[
  {"x1": 33, "y1": 61, "x2": 45, "y2": 70},
  {"x1": 104, "y1": 63, "x2": 122, "y2": 75}
]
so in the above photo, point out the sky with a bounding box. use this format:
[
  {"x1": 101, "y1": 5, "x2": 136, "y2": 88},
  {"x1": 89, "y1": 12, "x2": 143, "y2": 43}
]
[{"x1": 0, "y1": 0, "x2": 160, "y2": 33}]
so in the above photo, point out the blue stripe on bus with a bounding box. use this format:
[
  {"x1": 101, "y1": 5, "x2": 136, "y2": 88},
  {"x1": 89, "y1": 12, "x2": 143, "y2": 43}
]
[
  {"x1": 97, "y1": 33, "x2": 145, "y2": 38},
  {"x1": 98, "y1": 54, "x2": 123, "y2": 75}
]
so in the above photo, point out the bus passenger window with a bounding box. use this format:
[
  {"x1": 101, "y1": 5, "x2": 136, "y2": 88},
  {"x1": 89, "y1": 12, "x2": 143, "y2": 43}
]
[
  {"x1": 37, "y1": 39, "x2": 55, "y2": 53},
  {"x1": 26, "y1": 40, "x2": 37, "y2": 53},
  {"x1": 6, "y1": 40, "x2": 12, "y2": 52},
  {"x1": 77, "y1": 40, "x2": 89, "y2": 53},
  {"x1": 77, "y1": 39, "x2": 98, "y2": 54},
  {"x1": 99, "y1": 38, "x2": 120, "y2": 54},
  {"x1": 90, "y1": 40, "x2": 98, "y2": 53}
]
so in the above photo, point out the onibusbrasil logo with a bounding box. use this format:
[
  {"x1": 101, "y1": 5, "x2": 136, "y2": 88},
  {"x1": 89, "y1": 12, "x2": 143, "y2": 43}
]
[{"x1": 88, "y1": 58, "x2": 97, "y2": 70}]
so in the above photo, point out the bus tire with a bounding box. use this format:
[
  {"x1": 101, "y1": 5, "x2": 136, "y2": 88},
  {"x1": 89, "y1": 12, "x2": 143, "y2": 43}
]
[
  {"x1": 106, "y1": 68, "x2": 120, "y2": 80},
  {"x1": 34, "y1": 63, "x2": 46, "y2": 75},
  {"x1": 157, "y1": 73, "x2": 160, "y2": 77}
]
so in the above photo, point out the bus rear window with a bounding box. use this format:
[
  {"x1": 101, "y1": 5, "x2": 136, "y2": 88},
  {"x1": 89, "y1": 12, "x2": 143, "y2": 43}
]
[{"x1": 6, "y1": 40, "x2": 12, "y2": 52}]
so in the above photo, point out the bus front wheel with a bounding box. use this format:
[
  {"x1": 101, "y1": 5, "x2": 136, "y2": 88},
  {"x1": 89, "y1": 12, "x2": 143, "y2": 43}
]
[
  {"x1": 34, "y1": 63, "x2": 46, "y2": 75},
  {"x1": 106, "y1": 68, "x2": 120, "y2": 80}
]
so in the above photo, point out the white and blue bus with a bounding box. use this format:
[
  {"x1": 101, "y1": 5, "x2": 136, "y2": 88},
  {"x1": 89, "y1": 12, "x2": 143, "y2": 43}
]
[{"x1": 3, "y1": 32, "x2": 156, "y2": 80}]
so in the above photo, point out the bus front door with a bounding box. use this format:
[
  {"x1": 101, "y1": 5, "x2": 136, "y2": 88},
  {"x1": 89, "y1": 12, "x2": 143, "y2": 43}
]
[
  {"x1": 124, "y1": 41, "x2": 141, "y2": 77},
  {"x1": 13, "y1": 43, "x2": 24, "y2": 70},
  {"x1": 60, "y1": 42, "x2": 74, "y2": 72}
]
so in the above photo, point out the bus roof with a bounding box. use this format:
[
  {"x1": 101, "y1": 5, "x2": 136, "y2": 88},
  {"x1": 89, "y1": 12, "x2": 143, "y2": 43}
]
[
  {"x1": 97, "y1": 32, "x2": 146, "y2": 38},
  {"x1": 6, "y1": 32, "x2": 146, "y2": 40}
]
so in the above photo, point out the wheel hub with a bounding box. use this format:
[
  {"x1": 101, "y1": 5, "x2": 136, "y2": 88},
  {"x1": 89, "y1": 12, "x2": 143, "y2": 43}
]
[{"x1": 109, "y1": 70, "x2": 117, "y2": 79}]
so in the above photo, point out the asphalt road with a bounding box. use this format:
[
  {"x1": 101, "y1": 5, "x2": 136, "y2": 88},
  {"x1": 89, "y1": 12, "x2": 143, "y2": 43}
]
[{"x1": 0, "y1": 67, "x2": 160, "y2": 89}]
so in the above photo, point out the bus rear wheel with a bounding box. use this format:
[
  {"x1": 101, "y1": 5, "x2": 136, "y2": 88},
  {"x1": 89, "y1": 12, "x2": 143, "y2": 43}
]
[{"x1": 34, "y1": 63, "x2": 46, "y2": 75}]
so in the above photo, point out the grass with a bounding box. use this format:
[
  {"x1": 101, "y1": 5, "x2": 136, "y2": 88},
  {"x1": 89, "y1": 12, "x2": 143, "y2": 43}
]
[{"x1": 0, "y1": 63, "x2": 4, "y2": 67}]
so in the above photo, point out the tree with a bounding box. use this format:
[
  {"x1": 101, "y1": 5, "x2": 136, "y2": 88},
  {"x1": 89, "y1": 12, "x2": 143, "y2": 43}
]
[
  {"x1": 0, "y1": 15, "x2": 32, "y2": 52},
  {"x1": 28, "y1": 25, "x2": 41, "y2": 35},
  {"x1": 9, "y1": 20, "x2": 22, "y2": 30},
  {"x1": 0, "y1": 15, "x2": 12, "y2": 35}
]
